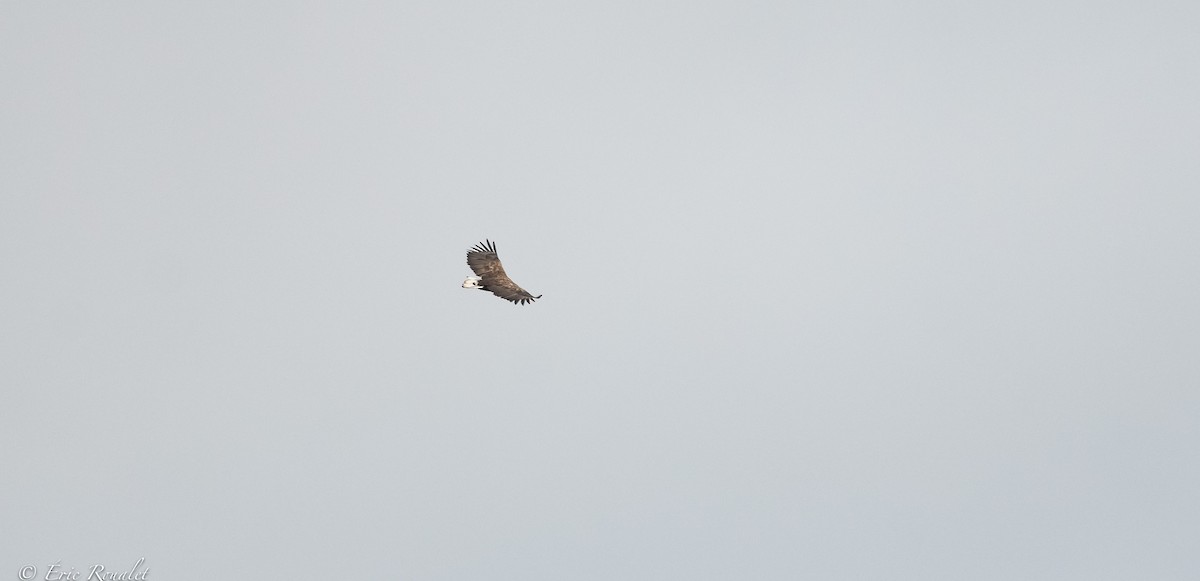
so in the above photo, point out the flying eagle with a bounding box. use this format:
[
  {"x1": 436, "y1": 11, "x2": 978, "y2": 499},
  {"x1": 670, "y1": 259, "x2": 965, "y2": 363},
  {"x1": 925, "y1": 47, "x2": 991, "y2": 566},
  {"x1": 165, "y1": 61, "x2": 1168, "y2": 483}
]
[{"x1": 462, "y1": 240, "x2": 543, "y2": 305}]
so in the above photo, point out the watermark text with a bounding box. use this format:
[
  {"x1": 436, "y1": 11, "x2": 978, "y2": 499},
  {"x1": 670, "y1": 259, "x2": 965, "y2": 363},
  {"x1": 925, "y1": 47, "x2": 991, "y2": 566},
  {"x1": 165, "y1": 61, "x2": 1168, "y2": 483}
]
[{"x1": 17, "y1": 558, "x2": 148, "y2": 581}]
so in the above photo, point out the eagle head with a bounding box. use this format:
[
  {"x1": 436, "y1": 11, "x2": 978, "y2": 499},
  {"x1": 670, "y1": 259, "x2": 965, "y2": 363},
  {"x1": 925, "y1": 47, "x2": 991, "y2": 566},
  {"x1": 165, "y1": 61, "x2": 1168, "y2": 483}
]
[{"x1": 462, "y1": 277, "x2": 483, "y2": 289}]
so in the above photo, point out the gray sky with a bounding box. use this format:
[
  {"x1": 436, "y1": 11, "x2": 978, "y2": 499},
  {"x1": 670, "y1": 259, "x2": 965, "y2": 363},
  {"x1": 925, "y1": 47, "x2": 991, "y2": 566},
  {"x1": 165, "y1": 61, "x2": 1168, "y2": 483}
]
[{"x1": 3, "y1": 1, "x2": 1198, "y2": 579}]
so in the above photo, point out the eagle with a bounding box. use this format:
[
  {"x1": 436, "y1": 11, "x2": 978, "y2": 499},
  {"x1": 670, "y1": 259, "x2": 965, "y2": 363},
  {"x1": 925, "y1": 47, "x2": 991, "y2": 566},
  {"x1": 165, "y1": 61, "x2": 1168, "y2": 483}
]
[{"x1": 462, "y1": 240, "x2": 543, "y2": 305}]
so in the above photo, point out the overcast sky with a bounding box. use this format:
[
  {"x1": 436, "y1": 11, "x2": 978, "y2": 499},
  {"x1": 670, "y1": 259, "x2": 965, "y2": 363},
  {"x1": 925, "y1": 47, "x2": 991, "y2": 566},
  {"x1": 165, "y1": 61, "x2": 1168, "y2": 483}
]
[{"x1": 3, "y1": 1, "x2": 1198, "y2": 580}]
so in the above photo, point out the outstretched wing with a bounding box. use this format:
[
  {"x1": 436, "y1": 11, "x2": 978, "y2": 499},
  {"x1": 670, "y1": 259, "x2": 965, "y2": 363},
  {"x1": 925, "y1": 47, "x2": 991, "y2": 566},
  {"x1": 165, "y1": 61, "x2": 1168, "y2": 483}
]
[
  {"x1": 466, "y1": 239, "x2": 507, "y2": 279},
  {"x1": 466, "y1": 240, "x2": 542, "y2": 305}
]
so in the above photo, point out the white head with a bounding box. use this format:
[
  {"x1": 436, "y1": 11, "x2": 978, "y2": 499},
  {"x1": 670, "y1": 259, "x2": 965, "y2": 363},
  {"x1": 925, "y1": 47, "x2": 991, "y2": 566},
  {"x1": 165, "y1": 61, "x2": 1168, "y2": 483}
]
[{"x1": 462, "y1": 276, "x2": 483, "y2": 289}]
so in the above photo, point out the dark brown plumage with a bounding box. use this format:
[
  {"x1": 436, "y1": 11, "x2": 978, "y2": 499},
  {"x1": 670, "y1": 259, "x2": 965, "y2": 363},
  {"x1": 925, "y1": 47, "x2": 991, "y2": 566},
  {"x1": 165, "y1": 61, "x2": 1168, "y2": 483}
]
[{"x1": 465, "y1": 240, "x2": 542, "y2": 305}]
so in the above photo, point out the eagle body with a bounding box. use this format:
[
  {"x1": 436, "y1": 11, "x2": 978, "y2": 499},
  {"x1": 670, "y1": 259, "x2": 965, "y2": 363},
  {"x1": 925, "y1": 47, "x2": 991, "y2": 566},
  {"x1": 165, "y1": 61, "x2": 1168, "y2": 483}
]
[{"x1": 463, "y1": 240, "x2": 542, "y2": 305}]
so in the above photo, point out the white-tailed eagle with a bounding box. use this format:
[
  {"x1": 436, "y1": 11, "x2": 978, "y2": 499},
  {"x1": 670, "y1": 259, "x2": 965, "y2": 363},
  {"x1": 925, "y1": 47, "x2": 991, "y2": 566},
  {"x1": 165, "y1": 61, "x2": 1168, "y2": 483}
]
[{"x1": 462, "y1": 240, "x2": 542, "y2": 305}]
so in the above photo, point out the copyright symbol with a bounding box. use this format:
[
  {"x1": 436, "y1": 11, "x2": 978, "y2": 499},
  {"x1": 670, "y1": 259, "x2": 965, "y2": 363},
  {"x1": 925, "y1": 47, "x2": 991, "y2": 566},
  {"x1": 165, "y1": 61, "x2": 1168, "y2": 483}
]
[{"x1": 18, "y1": 565, "x2": 36, "y2": 580}]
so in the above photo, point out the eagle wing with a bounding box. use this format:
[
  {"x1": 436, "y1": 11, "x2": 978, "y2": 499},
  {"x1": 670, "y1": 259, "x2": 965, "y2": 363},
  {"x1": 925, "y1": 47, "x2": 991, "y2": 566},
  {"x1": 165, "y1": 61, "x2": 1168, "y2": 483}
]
[{"x1": 466, "y1": 240, "x2": 542, "y2": 305}]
